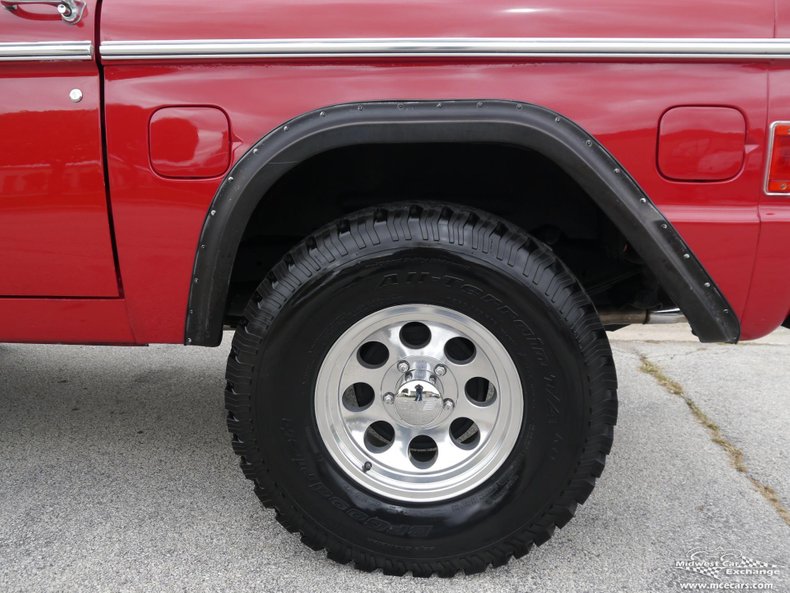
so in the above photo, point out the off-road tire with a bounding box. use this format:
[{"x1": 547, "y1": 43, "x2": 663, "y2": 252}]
[{"x1": 225, "y1": 202, "x2": 617, "y2": 576}]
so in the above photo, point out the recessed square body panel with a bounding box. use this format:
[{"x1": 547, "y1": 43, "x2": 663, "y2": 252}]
[
  {"x1": 658, "y1": 106, "x2": 746, "y2": 182},
  {"x1": 149, "y1": 106, "x2": 230, "y2": 178}
]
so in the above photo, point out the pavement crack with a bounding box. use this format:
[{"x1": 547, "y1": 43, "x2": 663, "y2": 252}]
[{"x1": 638, "y1": 354, "x2": 790, "y2": 528}]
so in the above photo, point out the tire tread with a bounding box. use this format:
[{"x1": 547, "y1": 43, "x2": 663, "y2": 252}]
[{"x1": 224, "y1": 203, "x2": 617, "y2": 576}]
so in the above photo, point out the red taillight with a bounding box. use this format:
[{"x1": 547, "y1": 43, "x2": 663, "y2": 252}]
[{"x1": 766, "y1": 123, "x2": 790, "y2": 194}]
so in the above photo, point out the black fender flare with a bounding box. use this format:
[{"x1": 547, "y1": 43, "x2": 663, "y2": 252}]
[{"x1": 184, "y1": 100, "x2": 739, "y2": 345}]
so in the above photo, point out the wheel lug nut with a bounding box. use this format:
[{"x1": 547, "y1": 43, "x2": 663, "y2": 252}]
[
  {"x1": 397, "y1": 361, "x2": 410, "y2": 373},
  {"x1": 383, "y1": 392, "x2": 395, "y2": 405},
  {"x1": 434, "y1": 364, "x2": 447, "y2": 376},
  {"x1": 443, "y1": 398, "x2": 455, "y2": 411}
]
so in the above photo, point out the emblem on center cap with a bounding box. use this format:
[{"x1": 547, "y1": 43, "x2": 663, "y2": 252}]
[{"x1": 393, "y1": 368, "x2": 446, "y2": 426}]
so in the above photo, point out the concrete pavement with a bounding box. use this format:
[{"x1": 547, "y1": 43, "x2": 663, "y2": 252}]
[{"x1": 0, "y1": 327, "x2": 788, "y2": 592}]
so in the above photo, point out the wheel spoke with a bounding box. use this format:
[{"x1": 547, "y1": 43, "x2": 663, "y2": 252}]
[
  {"x1": 377, "y1": 326, "x2": 411, "y2": 360},
  {"x1": 424, "y1": 424, "x2": 471, "y2": 465},
  {"x1": 340, "y1": 353, "x2": 386, "y2": 390},
  {"x1": 339, "y1": 386, "x2": 393, "y2": 446},
  {"x1": 419, "y1": 325, "x2": 459, "y2": 360},
  {"x1": 448, "y1": 353, "x2": 497, "y2": 388},
  {"x1": 366, "y1": 424, "x2": 416, "y2": 466},
  {"x1": 452, "y1": 393, "x2": 499, "y2": 438}
]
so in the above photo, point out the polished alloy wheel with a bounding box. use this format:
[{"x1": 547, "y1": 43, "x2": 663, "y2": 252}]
[{"x1": 315, "y1": 304, "x2": 524, "y2": 502}]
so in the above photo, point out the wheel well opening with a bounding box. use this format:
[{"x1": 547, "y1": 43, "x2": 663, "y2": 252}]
[{"x1": 225, "y1": 142, "x2": 671, "y2": 322}]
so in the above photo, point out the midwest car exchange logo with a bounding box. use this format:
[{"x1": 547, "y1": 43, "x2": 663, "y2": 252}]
[{"x1": 675, "y1": 549, "x2": 783, "y2": 590}]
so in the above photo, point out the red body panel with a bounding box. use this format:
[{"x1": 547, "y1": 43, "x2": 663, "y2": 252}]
[
  {"x1": 740, "y1": 69, "x2": 790, "y2": 340},
  {"x1": 0, "y1": 4, "x2": 119, "y2": 297},
  {"x1": 0, "y1": 298, "x2": 134, "y2": 344},
  {"x1": 103, "y1": 61, "x2": 769, "y2": 342},
  {"x1": 99, "y1": 0, "x2": 774, "y2": 41},
  {"x1": 2, "y1": 0, "x2": 789, "y2": 343}
]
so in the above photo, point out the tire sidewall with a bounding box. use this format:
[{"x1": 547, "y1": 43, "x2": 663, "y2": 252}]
[{"x1": 251, "y1": 246, "x2": 591, "y2": 559}]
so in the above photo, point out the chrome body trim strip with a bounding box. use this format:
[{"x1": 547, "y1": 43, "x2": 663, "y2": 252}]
[
  {"x1": 0, "y1": 40, "x2": 92, "y2": 61},
  {"x1": 100, "y1": 37, "x2": 790, "y2": 61}
]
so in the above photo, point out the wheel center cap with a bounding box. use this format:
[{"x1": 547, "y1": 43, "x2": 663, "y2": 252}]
[
  {"x1": 394, "y1": 380, "x2": 443, "y2": 426},
  {"x1": 391, "y1": 368, "x2": 446, "y2": 427}
]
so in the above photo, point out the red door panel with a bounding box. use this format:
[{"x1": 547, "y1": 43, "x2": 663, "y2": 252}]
[
  {"x1": 100, "y1": 0, "x2": 774, "y2": 41},
  {"x1": 0, "y1": 1, "x2": 119, "y2": 297}
]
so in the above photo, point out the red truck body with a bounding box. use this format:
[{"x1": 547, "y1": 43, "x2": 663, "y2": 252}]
[
  {"x1": 6, "y1": 1, "x2": 790, "y2": 574},
  {"x1": 1, "y1": 0, "x2": 789, "y2": 344}
]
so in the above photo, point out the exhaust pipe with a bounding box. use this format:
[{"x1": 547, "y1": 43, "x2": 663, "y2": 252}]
[{"x1": 598, "y1": 307, "x2": 686, "y2": 326}]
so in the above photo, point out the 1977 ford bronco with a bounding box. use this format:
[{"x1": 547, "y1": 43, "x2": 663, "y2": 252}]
[{"x1": 2, "y1": 0, "x2": 789, "y2": 576}]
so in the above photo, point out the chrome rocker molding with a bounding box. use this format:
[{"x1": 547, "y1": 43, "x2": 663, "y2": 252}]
[
  {"x1": 100, "y1": 37, "x2": 790, "y2": 61},
  {"x1": 0, "y1": 41, "x2": 92, "y2": 61},
  {"x1": 184, "y1": 100, "x2": 740, "y2": 347}
]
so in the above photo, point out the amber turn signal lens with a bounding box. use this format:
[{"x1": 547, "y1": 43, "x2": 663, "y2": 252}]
[{"x1": 767, "y1": 123, "x2": 790, "y2": 193}]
